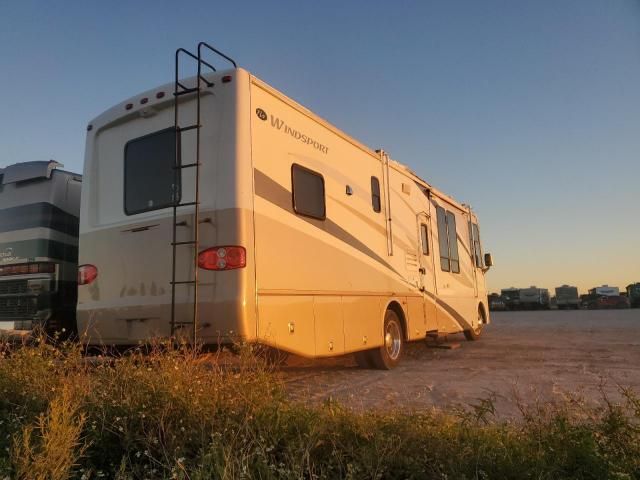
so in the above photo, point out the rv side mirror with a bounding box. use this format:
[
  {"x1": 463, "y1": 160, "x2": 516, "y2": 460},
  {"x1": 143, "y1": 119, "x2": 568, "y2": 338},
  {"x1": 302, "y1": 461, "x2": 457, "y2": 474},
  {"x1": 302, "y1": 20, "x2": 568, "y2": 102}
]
[{"x1": 484, "y1": 253, "x2": 493, "y2": 268}]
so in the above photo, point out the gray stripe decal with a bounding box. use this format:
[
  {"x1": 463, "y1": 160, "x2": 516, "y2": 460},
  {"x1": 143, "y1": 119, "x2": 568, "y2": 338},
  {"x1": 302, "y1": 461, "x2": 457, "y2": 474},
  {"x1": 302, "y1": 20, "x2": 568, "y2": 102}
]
[
  {"x1": 424, "y1": 290, "x2": 472, "y2": 330},
  {"x1": 0, "y1": 202, "x2": 79, "y2": 236},
  {"x1": 254, "y1": 168, "x2": 402, "y2": 277}
]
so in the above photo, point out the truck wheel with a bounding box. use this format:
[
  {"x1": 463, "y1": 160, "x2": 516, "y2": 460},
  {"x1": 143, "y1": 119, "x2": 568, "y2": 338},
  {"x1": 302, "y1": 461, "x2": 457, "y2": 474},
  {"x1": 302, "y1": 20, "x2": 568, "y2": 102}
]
[
  {"x1": 368, "y1": 309, "x2": 404, "y2": 370},
  {"x1": 464, "y1": 308, "x2": 484, "y2": 341}
]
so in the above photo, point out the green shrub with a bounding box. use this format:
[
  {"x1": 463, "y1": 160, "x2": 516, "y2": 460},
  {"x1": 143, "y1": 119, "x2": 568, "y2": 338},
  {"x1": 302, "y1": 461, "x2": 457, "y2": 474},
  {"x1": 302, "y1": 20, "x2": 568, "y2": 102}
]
[{"x1": 0, "y1": 339, "x2": 638, "y2": 479}]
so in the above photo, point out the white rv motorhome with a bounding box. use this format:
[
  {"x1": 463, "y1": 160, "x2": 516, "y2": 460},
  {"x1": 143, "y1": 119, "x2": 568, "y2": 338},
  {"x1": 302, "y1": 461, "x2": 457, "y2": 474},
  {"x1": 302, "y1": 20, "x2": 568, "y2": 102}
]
[{"x1": 77, "y1": 44, "x2": 492, "y2": 368}]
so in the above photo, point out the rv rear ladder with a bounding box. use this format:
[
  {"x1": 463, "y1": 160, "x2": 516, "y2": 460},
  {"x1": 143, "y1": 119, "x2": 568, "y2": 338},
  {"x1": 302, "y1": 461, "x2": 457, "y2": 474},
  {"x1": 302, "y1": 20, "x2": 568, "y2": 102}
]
[{"x1": 169, "y1": 42, "x2": 237, "y2": 345}]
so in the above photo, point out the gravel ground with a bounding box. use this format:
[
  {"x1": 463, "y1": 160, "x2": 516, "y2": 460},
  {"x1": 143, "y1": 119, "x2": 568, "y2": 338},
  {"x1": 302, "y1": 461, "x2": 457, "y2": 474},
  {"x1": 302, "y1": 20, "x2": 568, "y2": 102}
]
[{"x1": 280, "y1": 309, "x2": 640, "y2": 416}]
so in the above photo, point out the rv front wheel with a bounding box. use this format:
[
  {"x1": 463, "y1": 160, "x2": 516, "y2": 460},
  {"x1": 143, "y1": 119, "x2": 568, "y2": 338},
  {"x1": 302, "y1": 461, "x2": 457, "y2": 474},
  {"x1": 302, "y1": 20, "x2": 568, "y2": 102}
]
[
  {"x1": 464, "y1": 308, "x2": 484, "y2": 341},
  {"x1": 369, "y1": 309, "x2": 404, "y2": 370}
]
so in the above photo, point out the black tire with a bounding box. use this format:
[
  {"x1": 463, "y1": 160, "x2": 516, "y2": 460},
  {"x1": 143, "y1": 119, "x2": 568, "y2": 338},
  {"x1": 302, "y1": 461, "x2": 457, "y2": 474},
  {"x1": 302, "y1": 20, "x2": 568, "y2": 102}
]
[
  {"x1": 354, "y1": 350, "x2": 374, "y2": 369},
  {"x1": 368, "y1": 309, "x2": 404, "y2": 370},
  {"x1": 45, "y1": 311, "x2": 77, "y2": 341},
  {"x1": 464, "y1": 308, "x2": 484, "y2": 341}
]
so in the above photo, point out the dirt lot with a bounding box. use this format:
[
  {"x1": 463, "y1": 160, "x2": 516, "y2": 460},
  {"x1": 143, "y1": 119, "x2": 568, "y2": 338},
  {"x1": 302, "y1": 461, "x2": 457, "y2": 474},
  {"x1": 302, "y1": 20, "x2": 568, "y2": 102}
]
[{"x1": 280, "y1": 309, "x2": 640, "y2": 416}]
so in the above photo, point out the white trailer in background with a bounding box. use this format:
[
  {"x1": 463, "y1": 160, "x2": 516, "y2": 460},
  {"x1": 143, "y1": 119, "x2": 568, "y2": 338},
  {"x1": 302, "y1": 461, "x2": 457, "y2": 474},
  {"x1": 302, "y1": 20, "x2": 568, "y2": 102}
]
[
  {"x1": 77, "y1": 42, "x2": 493, "y2": 369},
  {"x1": 519, "y1": 286, "x2": 550, "y2": 310},
  {"x1": 588, "y1": 285, "x2": 619, "y2": 297},
  {"x1": 555, "y1": 285, "x2": 579, "y2": 310}
]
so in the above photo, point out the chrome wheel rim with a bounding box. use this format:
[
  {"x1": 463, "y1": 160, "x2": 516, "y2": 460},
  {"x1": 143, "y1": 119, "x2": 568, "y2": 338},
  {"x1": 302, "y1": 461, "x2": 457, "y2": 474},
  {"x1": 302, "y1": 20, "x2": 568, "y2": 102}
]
[
  {"x1": 385, "y1": 319, "x2": 402, "y2": 360},
  {"x1": 474, "y1": 311, "x2": 483, "y2": 334}
]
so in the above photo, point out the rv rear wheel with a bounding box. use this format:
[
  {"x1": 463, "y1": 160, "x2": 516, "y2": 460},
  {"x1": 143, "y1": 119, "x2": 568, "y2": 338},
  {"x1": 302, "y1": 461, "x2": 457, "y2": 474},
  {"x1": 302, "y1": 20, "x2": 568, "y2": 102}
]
[
  {"x1": 354, "y1": 350, "x2": 374, "y2": 368},
  {"x1": 368, "y1": 309, "x2": 404, "y2": 370},
  {"x1": 464, "y1": 308, "x2": 484, "y2": 341}
]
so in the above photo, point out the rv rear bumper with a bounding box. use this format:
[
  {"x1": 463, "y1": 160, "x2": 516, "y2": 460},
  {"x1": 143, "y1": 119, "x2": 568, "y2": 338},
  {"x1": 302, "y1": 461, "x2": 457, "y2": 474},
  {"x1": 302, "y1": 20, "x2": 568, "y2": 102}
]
[{"x1": 77, "y1": 297, "x2": 255, "y2": 346}]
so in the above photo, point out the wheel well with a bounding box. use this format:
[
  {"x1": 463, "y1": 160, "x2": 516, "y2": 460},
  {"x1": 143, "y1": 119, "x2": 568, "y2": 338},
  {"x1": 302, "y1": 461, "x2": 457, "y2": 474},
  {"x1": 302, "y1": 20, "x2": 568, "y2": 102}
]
[
  {"x1": 478, "y1": 302, "x2": 487, "y2": 324},
  {"x1": 386, "y1": 301, "x2": 408, "y2": 341}
]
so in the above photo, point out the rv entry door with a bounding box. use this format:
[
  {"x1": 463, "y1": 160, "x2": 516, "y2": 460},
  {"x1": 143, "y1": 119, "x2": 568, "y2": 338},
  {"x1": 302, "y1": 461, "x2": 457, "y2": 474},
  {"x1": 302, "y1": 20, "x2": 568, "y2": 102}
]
[{"x1": 417, "y1": 213, "x2": 438, "y2": 332}]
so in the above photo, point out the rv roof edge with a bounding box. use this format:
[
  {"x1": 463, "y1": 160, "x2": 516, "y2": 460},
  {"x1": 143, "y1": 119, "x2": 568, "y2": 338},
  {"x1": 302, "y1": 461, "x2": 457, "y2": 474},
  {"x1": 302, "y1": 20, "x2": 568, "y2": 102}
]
[
  {"x1": 1, "y1": 160, "x2": 65, "y2": 185},
  {"x1": 248, "y1": 74, "x2": 469, "y2": 212}
]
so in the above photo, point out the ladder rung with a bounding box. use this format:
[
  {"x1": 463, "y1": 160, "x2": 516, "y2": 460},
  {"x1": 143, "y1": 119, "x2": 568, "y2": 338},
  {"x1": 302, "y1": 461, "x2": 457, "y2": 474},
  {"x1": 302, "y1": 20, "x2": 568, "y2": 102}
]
[
  {"x1": 173, "y1": 322, "x2": 195, "y2": 326},
  {"x1": 172, "y1": 240, "x2": 198, "y2": 246},
  {"x1": 174, "y1": 90, "x2": 197, "y2": 97},
  {"x1": 198, "y1": 75, "x2": 214, "y2": 87},
  {"x1": 175, "y1": 201, "x2": 199, "y2": 207},
  {"x1": 174, "y1": 162, "x2": 200, "y2": 169},
  {"x1": 178, "y1": 125, "x2": 200, "y2": 132},
  {"x1": 175, "y1": 84, "x2": 198, "y2": 94},
  {"x1": 171, "y1": 280, "x2": 197, "y2": 285}
]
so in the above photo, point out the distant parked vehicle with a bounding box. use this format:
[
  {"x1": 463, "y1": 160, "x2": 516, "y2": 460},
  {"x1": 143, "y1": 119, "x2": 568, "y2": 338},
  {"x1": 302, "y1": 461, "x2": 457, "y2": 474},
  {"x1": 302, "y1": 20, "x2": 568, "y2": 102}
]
[
  {"x1": 588, "y1": 285, "x2": 620, "y2": 297},
  {"x1": 500, "y1": 288, "x2": 521, "y2": 310},
  {"x1": 626, "y1": 283, "x2": 640, "y2": 308},
  {"x1": 519, "y1": 286, "x2": 550, "y2": 310},
  {"x1": 488, "y1": 293, "x2": 507, "y2": 311},
  {"x1": 0, "y1": 161, "x2": 81, "y2": 335},
  {"x1": 555, "y1": 285, "x2": 579, "y2": 310},
  {"x1": 583, "y1": 295, "x2": 629, "y2": 310}
]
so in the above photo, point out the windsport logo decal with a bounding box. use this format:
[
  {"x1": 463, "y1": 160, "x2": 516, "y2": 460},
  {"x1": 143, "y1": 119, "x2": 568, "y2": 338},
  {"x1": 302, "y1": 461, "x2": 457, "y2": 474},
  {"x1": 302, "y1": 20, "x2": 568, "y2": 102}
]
[{"x1": 256, "y1": 107, "x2": 329, "y2": 154}]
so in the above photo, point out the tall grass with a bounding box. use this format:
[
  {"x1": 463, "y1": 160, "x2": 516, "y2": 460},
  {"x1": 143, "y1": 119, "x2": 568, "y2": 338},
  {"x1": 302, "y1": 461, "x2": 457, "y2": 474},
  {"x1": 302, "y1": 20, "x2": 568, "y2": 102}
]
[{"x1": 0, "y1": 336, "x2": 638, "y2": 479}]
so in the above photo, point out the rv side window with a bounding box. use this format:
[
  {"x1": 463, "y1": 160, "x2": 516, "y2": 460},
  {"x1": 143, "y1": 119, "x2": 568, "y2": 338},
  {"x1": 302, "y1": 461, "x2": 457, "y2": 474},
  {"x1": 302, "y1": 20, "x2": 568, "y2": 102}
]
[
  {"x1": 472, "y1": 223, "x2": 483, "y2": 268},
  {"x1": 124, "y1": 128, "x2": 179, "y2": 215},
  {"x1": 436, "y1": 207, "x2": 450, "y2": 271},
  {"x1": 436, "y1": 206, "x2": 460, "y2": 273},
  {"x1": 371, "y1": 176, "x2": 381, "y2": 213},
  {"x1": 291, "y1": 164, "x2": 325, "y2": 220},
  {"x1": 420, "y1": 224, "x2": 429, "y2": 255},
  {"x1": 446, "y1": 211, "x2": 460, "y2": 273}
]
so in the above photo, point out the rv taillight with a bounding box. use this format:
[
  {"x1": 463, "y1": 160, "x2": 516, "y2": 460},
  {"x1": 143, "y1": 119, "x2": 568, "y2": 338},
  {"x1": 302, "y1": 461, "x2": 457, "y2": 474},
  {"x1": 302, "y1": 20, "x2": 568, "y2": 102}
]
[
  {"x1": 198, "y1": 246, "x2": 246, "y2": 271},
  {"x1": 125, "y1": 103, "x2": 133, "y2": 110},
  {"x1": 222, "y1": 75, "x2": 232, "y2": 83},
  {"x1": 156, "y1": 91, "x2": 165, "y2": 99},
  {"x1": 78, "y1": 264, "x2": 98, "y2": 285}
]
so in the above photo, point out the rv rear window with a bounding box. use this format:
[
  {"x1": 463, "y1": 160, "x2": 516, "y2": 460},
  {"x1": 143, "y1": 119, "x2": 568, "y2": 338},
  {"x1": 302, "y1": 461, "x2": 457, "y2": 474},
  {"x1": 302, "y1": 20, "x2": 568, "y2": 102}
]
[
  {"x1": 124, "y1": 128, "x2": 179, "y2": 215},
  {"x1": 291, "y1": 164, "x2": 325, "y2": 220},
  {"x1": 371, "y1": 176, "x2": 381, "y2": 213}
]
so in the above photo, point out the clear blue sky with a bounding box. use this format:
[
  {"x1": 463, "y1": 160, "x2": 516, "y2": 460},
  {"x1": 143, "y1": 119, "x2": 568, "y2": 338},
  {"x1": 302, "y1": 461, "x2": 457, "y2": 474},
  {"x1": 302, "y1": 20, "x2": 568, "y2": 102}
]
[{"x1": 1, "y1": 0, "x2": 639, "y2": 293}]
